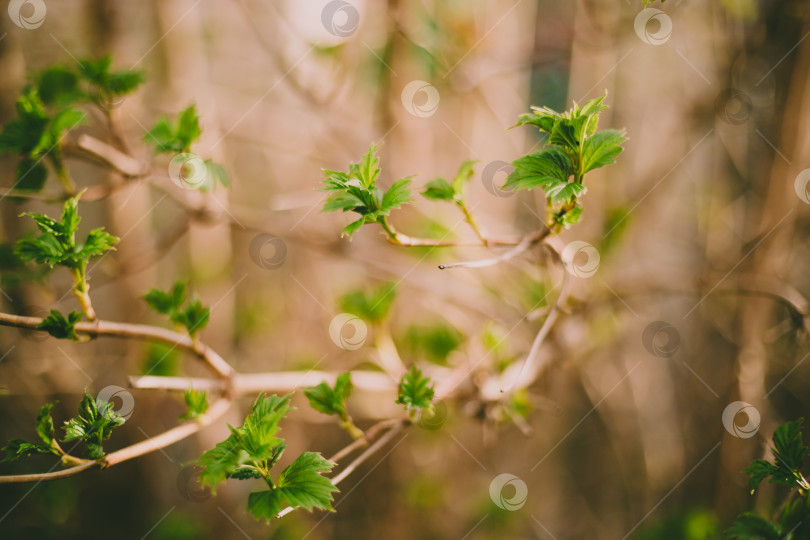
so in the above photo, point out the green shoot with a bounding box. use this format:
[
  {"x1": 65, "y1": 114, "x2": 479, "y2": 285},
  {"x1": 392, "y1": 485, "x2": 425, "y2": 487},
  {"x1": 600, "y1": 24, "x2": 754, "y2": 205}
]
[{"x1": 304, "y1": 372, "x2": 364, "y2": 439}]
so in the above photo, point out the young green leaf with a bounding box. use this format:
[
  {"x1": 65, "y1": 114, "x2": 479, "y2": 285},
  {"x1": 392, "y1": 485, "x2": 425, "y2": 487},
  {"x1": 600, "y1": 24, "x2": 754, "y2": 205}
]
[
  {"x1": 143, "y1": 104, "x2": 202, "y2": 154},
  {"x1": 422, "y1": 178, "x2": 456, "y2": 201},
  {"x1": 37, "y1": 309, "x2": 82, "y2": 341},
  {"x1": 78, "y1": 56, "x2": 144, "y2": 105},
  {"x1": 338, "y1": 282, "x2": 396, "y2": 325},
  {"x1": 62, "y1": 393, "x2": 126, "y2": 459},
  {"x1": 247, "y1": 452, "x2": 338, "y2": 522},
  {"x1": 175, "y1": 299, "x2": 210, "y2": 335},
  {"x1": 16, "y1": 194, "x2": 118, "y2": 270},
  {"x1": 396, "y1": 365, "x2": 435, "y2": 412},
  {"x1": 304, "y1": 373, "x2": 363, "y2": 439},
  {"x1": 179, "y1": 389, "x2": 209, "y2": 422},
  {"x1": 143, "y1": 282, "x2": 186, "y2": 315},
  {"x1": 504, "y1": 147, "x2": 573, "y2": 192},
  {"x1": 581, "y1": 129, "x2": 626, "y2": 174},
  {"x1": 320, "y1": 144, "x2": 414, "y2": 239},
  {"x1": 197, "y1": 393, "x2": 292, "y2": 493},
  {"x1": 1, "y1": 402, "x2": 62, "y2": 462}
]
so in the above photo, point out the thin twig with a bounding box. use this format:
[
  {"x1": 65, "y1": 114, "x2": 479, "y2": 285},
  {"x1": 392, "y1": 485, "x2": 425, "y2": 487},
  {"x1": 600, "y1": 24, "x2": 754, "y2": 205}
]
[
  {"x1": 438, "y1": 228, "x2": 550, "y2": 270},
  {"x1": 0, "y1": 313, "x2": 234, "y2": 379}
]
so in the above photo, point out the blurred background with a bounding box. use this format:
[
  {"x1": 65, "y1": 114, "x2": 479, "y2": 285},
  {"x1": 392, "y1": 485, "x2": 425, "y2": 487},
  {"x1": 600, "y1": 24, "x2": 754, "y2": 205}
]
[{"x1": 1, "y1": 0, "x2": 810, "y2": 538}]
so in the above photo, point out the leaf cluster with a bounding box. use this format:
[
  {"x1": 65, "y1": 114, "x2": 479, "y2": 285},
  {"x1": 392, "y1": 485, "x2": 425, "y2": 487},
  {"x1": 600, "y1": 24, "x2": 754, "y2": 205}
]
[
  {"x1": 396, "y1": 365, "x2": 435, "y2": 413},
  {"x1": 505, "y1": 91, "x2": 626, "y2": 228},
  {"x1": 320, "y1": 144, "x2": 413, "y2": 238},
  {"x1": 15, "y1": 194, "x2": 118, "y2": 272},
  {"x1": 143, "y1": 281, "x2": 210, "y2": 336},
  {"x1": 422, "y1": 160, "x2": 476, "y2": 205},
  {"x1": 2, "y1": 394, "x2": 126, "y2": 462},
  {"x1": 0, "y1": 56, "x2": 143, "y2": 192},
  {"x1": 727, "y1": 419, "x2": 810, "y2": 539},
  {"x1": 196, "y1": 393, "x2": 338, "y2": 521}
]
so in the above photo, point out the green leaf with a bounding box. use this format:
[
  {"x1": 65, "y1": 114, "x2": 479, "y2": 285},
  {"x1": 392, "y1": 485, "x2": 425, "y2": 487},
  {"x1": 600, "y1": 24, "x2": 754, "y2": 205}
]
[
  {"x1": 143, "y1": 104, "x2": 201, "y2": 154},
  {"x1": 37, "y1": 309, "x2": 82, "y2": 341},
  {"x1": 0, "y1": 439, "x2": 55, "y2": 462},
  {"x1": 504, "y1": 147, "x2": 573, "y2": 192},
  {"x1": 304, "y1": 373, "x2": 353, "y2": 419},
  {"x1": 772, "y1": 419, "x2": 809, "y2": 471},
  {"x1": 35, "y1": 66, "x2": 81, "y2": 106},
  {"x1": 396, "y1": 365, "x2": 435, "y2": 411},
  {"x1": 555, "y1": 203, "x2": 583, "y2": 228},
  {"x1": 143, "y1": 282, "x2": 186, "y2": 315},
  {"x1": 354, "y1": 143, "x2": 381, "y2": 189},
  {"x1": 743, "y1": 459, "x2": 776, "y2": 491},
  {"x1": 173, "y1": 298, "x2": 210, "y2": 335},
  {"x1": 77, "y1": 228, "x2": 118, "y2": 259},
  {"x1": 451, "y1": 160, "x2": 477, "y2": 195},
  {"x1": 381, "y1": 178, "x2": 413, "y2": 213},
  {"x1": 581, "y1": 129, "x2": 626, "y2": 174},
  {"x1": 545, "y1": 181, "x2": 586, "y2": 205},
  {"x1": 179, "y1": 389, "x2": 209, "y2": 422},
  {"x1": 36, "y1": 402, "x2": 57, "y2": 447},
  {"x1": 241, "y1": 394, "x2": 292, "y2": 462},
  {"x1": 247, "y1": 452, "x2": 338, "y2": 522},
  {"x1": 78, "y1": 56, "x2": 144, "y2": 102},
  {"x1": 197, "y1": 427, "x2": 250, "y2": 493},
  {"x1": 725, "y1": 513, "x2": 782, "y2": 540},
  {"x1": 62, "y1": 393, "x2": 126, "y2": 459},
  {"x1": 338, "y1": 282, "x2": 396, "y2": 324},
  {"x1": 422, "y1": 178, "x2": 455, "y2": 201}
]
